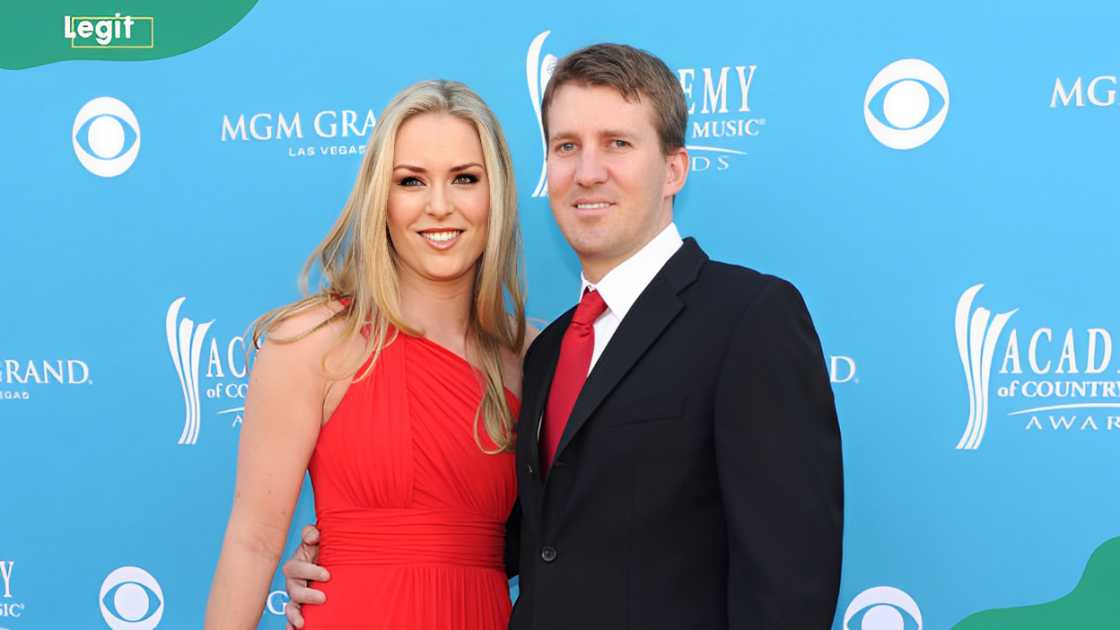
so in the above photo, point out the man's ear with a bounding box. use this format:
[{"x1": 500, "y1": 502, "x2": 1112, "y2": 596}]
[{"x1": 663, "y1": 146, "x2": 689, "y2": 198}]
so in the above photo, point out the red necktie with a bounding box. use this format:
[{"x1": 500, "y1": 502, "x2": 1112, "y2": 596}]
[{"x1": 541, "y1": 289, "x2": 608, "y2": 475}]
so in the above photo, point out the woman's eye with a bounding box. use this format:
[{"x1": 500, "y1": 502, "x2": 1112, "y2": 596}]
[
  {"x1": 399, "y1": 176, "x2": 423, "y2": 187},
  {"x1": 453, "y1": 173, "x2": 479, "y2": 184}
]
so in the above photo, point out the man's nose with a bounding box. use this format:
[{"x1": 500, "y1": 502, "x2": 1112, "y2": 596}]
[{"x1": 574, "y1": 147, "x2": 608, "y2": 187}]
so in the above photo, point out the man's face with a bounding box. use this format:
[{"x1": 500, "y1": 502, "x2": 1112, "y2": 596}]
[{"x1": 545, "y1": 83, "x2": 687, "y2": 280}]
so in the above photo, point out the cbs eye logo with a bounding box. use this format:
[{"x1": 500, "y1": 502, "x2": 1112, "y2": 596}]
[
  {"x1": 843, "y1": 586, "x2": 922, "y2": 630},
  {"x1": 864, "y1": 59, "x2": 949, "y2": 150},
  {"x1": 98, "y1": 566, "x2": 163, "y2": 629},
  {"x1": 72, "y1": 97, "x2": 141, "y2": 177}
]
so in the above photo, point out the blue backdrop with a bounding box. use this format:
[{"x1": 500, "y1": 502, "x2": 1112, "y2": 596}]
[{"x1": 3, "y1": 1, "x2": 1119, "y2": 628}]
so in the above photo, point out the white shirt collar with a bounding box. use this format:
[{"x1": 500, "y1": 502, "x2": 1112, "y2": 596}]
[{"x1": 579, "y1": 222, "x2": 684, "y2": 321}]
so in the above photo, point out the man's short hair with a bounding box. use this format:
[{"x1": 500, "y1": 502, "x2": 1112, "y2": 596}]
[{"x1": 541, "y1": 43, "x2": 687, "y2": 155}]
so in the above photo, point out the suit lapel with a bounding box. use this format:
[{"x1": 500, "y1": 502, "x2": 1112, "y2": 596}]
[
  {"x1": 552, "y1": 238, "x2": 708, "y2": 463},
  {"x1": 521, "y1": 308, "x2": 572, "y2": 485}
]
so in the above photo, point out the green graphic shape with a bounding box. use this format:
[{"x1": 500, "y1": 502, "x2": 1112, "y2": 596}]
[
  {"x1": 0, "y1": 1, "x2": 258, "y2": 70},
  {"x1": 954, "y1": 537, "x2": 1120, "y2": 629}
]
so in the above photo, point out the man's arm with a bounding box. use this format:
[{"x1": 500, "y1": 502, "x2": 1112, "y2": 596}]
[
  {"x1": 713, "y1": 278, "x2": 844, "y2": 628},
  {"x1": 280, "y1": 525, "x2": 328, "y2": 629}
]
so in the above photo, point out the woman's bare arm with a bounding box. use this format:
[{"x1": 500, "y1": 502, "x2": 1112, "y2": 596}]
[{"x1": 204, "y1": 307, "x2": 340, "y2": 629}]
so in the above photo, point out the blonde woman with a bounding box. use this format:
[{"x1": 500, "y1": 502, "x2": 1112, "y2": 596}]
[{"x1": 205, "y1": 80, "x2": 529, "y2": 629}]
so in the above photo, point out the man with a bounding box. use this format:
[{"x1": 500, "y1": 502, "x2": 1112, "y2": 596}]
[{"x1": 283, "y1": 43, "x2": 843, "y2": 629}]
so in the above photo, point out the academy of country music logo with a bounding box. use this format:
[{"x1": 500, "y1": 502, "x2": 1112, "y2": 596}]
[
  {"x1": 0, "y1": 561, "x2": 25, "y2": 621},
  {"x1": 73, "y1": 97, "x2": 141, "y2": 177},
  {"x1": 1050, "y1": 75, "x2": 1118, "y2": 108},
  {"x1": 864, "y1": 59, "x2": 949, "y2": 150},
  {"x1": 526, "y1": 30, "x2": 764, "y2": 197},
  {"x1": 99, "y1": 566, "x2": 163, "y2": 629},
  {"x1": 166, "y1": 297, "x2": 249, "y2": 445},
  {"x1": 955, "y1": 284, "x2": 1120, "y2": 450},
  {"x1": 843, "y1": 586, "x2": 923, "y2": 630},
  {"x1": 0, "y1": 358, "x2": 92, "y2": 400},
  {"x1": 220, "y1": 106, "x2": 379, "y2": 158}
]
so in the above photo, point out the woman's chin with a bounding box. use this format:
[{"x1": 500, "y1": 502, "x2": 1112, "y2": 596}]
[{"x1": 415, "y1": 262, "x2": 479, "y2": 285}]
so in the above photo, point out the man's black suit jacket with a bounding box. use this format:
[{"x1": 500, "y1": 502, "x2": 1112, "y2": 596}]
[{"x1": 506, "y1": 238, "x2": 843, "y2": 630}]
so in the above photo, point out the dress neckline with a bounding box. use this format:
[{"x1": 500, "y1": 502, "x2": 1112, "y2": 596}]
[
  {"x1": 333, "y1": 297, "x2": 520, "y2": 403},
  {"x1": 400, "y1": 330, "x2": 520, "y2": 403}
]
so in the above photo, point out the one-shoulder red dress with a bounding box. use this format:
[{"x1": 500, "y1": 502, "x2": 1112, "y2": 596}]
[{"x1": 301, "y1": 330, "x2": 517, "y2": 629}]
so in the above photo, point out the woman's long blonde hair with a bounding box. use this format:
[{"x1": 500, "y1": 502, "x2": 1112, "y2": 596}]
[{"x1": 252, "y1": 80, "x2": 525, "y2": 453}]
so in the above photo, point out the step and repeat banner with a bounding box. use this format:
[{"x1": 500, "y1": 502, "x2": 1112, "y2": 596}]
[{"x1": 2, "y1": 1, "x2": 1118, "y2": 628}]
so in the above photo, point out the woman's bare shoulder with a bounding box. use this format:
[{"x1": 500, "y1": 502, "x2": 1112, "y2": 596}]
[{"x1": 254, "y1": 301, "x2": 354, "y2": 375}]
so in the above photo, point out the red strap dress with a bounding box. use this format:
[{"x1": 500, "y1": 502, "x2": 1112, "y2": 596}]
[{"x1": 301, "y1": 329, "x2": 518, "y2": 629}]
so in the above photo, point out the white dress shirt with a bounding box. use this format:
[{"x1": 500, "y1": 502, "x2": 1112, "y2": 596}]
[{"x1": 580, "y1": 222, "x2": 684, "y2": 374}]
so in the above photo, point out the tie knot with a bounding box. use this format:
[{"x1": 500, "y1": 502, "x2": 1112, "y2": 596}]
[{"x1": 572, "y1": 289, "x2": 607, "y2": 326}]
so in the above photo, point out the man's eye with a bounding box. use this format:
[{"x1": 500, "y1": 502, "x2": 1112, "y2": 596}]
[
  {"x1": 612, "y1": 139, "x2": 630, "y2": 148},
  {"x1": 555, "y1": 142, "x2": 576, "y2": 153}
]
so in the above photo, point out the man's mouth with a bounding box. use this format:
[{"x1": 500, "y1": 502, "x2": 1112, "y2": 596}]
[{"x1": 573, "y1": 198, "x2": 614, "y2": 211}]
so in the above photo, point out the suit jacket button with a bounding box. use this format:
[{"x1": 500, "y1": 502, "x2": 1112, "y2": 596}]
[
  {"x1": 540, "y1": 546, "x2": 558, "y2": 563},
  {"x1": 527, "y1": 463, "x2": 535, "y2": 477}
]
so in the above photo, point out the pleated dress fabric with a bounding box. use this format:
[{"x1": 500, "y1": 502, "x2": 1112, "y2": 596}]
[{"x1": 301, "y1": 330, "x2": 517, "y2": 629}]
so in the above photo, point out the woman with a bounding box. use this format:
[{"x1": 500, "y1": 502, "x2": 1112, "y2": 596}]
[{"x1": 205, "y1": 80, "x2": 529, "y2": 629}]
